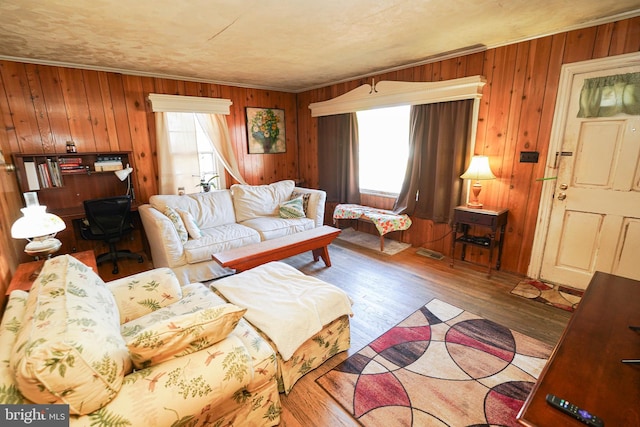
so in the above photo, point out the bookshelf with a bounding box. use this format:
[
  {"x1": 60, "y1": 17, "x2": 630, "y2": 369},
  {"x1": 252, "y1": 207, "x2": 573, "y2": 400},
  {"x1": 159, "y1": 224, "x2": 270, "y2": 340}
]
[
  {"x1": 11, "y1": 152, "x2": 142, "y2": 257},
  {"x1": 13, "y1": 152, "x2": 130, "y2": 191}
]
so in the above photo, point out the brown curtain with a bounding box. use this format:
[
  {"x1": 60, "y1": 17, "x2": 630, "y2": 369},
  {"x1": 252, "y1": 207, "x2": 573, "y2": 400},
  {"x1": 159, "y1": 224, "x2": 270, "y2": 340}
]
[
  {"x1": 393, "y1": 99, "x2": 473, "y2": 223},
  {"x1": 318, "y1": 113, "x2": 361, "y2": 203}
]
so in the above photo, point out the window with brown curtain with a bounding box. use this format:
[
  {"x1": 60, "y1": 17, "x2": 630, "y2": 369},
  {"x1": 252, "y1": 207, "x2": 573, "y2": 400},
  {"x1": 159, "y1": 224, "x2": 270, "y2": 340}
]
[
  {"x1": 393, "y1": 99, "x2": 474, "y2": 223},
  {"x1": 317, "y1": 113, "x2": 361, "y2": 204}
]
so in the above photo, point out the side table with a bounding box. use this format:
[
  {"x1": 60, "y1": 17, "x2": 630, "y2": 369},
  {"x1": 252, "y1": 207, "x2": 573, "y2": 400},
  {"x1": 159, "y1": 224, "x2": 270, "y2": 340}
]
[
  {"x1": 6, "y1": 251, "x2": 98, "y2": 295},
  {"x1": 450, "y1": 206, "x2": 508, "y2": 277}
]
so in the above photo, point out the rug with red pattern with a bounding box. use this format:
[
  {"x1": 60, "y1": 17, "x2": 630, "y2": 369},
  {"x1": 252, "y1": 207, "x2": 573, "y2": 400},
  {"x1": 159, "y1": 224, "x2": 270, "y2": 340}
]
[
  {"x1": 510, "y1": 279, "x2": 583, "y2": 312},
  {"x1": 316, "y1": 299, "x2": 553, "y2": 426}
]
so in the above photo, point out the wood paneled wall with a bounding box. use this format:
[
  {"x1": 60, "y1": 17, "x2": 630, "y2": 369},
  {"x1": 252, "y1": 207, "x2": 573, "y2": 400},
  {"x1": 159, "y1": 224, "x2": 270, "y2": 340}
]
[
  {"x1": 0, "y1": 16, "x2": 638, "y2": 283},
  {"x1": 296, "y1": 17, "x2": 639, "y2": 275},
  {"x1": 0, "y1": 62, "x2": 299, "y2": 275},
  {"x1": 0, "y1": 64, "x2": 300, "y2": 201}
]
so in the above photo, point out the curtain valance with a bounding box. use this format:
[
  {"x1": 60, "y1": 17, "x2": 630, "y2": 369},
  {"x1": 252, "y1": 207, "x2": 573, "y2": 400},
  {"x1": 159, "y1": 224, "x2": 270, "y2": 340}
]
[
  {"x1": 148, "y1": 94, "x2": 232, "y2": 114},
  {"x1": 578, "y1": 72, "x2": 640, "y2": 118},
  {"x1": 309, "y1": 76, "x2": 485, "y2": 117}
]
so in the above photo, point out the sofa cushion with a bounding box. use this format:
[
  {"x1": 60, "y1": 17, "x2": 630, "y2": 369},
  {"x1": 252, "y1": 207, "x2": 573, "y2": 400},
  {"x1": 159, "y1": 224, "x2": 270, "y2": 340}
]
[
  {"x1": 123, "y1": 304, "x2": 247, "y2": 368},
  {"x1": 240, "y1": 216, "x2": 315, "y2": 241},
  {"x1": 164, "y1": 206, "x2": 188, "y2": 244},
  {"x1": 150, "y1": 190, "x2": 237, "y2": 230},
  {"x1": 183, "y1": 223, "x2": 260, "y2": 264},
  {"x1": 231, "y1": 180, "x2": 295, "y2": 222},
  {"x1": 178, "y1": 208, "x2": 203, "y2": 239},
  {"x1": 107, "y1": 268, "x2": 183, "y2": 323},
  {"x1": 10, "y1": 255, "x2": 131, "y2": 415},
  {"x1": 279, "y1": 197, "x2": 306, "y2": 218}
]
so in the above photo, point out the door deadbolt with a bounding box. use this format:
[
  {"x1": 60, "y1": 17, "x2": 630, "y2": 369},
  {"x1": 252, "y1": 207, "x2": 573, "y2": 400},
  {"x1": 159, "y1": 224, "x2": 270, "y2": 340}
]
[
  {"x1": 557, "y1": 192, "x2": 567, "y2": 200},
  {"x1": 559, "y1": 183, "x2": 568, "y2": 190}
]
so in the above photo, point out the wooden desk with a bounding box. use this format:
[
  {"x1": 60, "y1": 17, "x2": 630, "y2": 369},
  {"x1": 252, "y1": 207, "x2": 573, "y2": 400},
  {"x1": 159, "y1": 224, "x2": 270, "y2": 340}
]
[
  {"x1": 212, "y1": 226, "x2": 341, "y2": 272},
  {"x1": 517, "y1": 272, "x2": 640, "y2": 426},
  {"x1": 52, "y1": 200, "x2": 139, "y2": 221},
  {"x1": 6, "y1": 250, "x2": 98, "y2": 295},
  {"x1": 42, "y1": 202, "x2": 144, "y2": 258}
]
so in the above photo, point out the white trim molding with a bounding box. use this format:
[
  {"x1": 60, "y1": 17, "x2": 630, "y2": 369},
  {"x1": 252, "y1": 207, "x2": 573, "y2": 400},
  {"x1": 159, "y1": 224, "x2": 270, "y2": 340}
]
[
  {"x1": 148, "y1": 94, "x2": 232, "y2": 114},
  {"x1": 308, "y1": 76, "x2": 486, "y2": 117}
]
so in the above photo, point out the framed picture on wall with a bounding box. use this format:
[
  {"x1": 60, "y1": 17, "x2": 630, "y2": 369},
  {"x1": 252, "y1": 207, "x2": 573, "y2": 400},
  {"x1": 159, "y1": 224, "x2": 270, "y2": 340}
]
[{"x1": 246, "y1": 107, "x2": 286, "y2": 154}]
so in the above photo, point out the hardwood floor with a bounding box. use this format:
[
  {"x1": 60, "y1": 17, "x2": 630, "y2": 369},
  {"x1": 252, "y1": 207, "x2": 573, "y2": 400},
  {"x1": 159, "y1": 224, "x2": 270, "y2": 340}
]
[{"x1": 99, "y1": 238, "x2": 572, "y2": 427}]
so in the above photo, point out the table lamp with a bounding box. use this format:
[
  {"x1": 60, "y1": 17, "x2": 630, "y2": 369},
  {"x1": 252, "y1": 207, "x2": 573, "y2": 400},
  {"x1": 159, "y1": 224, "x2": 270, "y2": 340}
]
[
  {"x1": 11, "y1": 193, "x2": 66, "y2": 259},
  {"x1": 115, "y1": 164, "x2": 134, "y2": 198},
  {"x1": 460, "y1": 155, "x2": 496, "y2": 209}
]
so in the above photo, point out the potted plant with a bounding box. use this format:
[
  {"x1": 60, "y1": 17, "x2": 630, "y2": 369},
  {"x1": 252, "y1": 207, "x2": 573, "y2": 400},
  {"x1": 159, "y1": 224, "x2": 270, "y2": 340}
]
[{"x1": 196, "y1": 175, "x2": 219, "y2": 192}]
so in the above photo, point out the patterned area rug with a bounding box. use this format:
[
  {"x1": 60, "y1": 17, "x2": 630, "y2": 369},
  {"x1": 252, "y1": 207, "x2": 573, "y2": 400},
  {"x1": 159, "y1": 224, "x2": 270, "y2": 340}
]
[
  {"x1": 510, "y1": 279, "x2": 583, "y2": 312},
  {"x1": 336, "y1": 227, "x2": 411, "y2": 256},
  {"x1": 317, "y1": 299, "x2": 552, "y2": 426}
]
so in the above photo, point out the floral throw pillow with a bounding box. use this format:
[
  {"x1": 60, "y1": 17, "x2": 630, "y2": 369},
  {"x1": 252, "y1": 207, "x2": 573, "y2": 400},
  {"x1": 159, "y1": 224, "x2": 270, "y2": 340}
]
[
  {"x1": 164, "y1": 206, "x2": 188, "y2": 244},
  {"x1": 177, "y1": 208, "x2": 203, "y2": 239},
  {"x1": 279, "y1": 197, "x2": 305, "y2": 218},
  {"x1": 290, "y1": 191, "x2": 310, "y2": 215},
  {"x1": 10, "y1": 255, "x2": 130, "y2": 415},
  {"x1": 107, "y1": 267, "x2": 183, "y2": 324},
  {"x1": 124, "y1": 304, "x2": 246, "y2": 368}
]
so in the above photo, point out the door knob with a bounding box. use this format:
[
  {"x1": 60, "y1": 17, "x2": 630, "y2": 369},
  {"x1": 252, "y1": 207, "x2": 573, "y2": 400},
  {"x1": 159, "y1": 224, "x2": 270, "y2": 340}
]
[
  {"x1": 557, "y1": 192, "x2": 566, "y2": 200},
  {"x1": 559, "y1": 183, "x2": 568, "y2": 190}
]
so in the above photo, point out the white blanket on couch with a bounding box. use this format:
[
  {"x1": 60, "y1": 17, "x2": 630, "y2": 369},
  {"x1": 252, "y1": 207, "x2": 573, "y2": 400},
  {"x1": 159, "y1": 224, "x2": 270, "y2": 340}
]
[{"x1": 211, "y1": 261, "x2": 353, "y2": 361}]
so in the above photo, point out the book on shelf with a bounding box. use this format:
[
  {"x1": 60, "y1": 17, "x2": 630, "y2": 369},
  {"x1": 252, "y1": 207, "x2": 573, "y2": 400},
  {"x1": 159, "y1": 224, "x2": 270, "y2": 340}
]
[
  {"x1": 48, "y1": 159, "x2": 63, "y2": 187},
  {"x1": 59, "y1": 166, "x2": 88, "y2": 173},
  {"x1": 59, "y1": 157, "x2": 83, "y2": 166},
  {"x1": 94, "y1": 160, "x2": 123, "y2": 171},
  {"x1": 35, "y1": 159, "x2": 64, "y2": 188},
  {"x1": 24, "y1": 161, "x2": 40, "y2": 190},
  {"x1": 38, "y1": 162, "x2": 52, "y2": 188}
]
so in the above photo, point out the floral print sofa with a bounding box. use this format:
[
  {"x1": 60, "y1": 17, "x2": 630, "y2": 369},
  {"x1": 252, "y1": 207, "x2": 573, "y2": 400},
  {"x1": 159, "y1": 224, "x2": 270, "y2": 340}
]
[{"x1": 0, "y1": 255, "x2": 280, "y2": 426}]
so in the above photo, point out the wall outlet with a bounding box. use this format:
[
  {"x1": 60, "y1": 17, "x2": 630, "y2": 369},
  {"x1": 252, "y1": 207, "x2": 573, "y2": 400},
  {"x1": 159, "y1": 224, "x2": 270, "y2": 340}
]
[{"x1": 520, "y1": 151, "x2": 539, "y2": 163}]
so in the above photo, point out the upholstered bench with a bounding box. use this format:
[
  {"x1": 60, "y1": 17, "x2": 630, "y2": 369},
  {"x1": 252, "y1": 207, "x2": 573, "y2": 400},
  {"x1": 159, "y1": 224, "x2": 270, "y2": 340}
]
[
  {"x1": 333, "y1": 203, "x2": 412, "y2": 251},
  {"x1": 210, "y1": 261, "x2": 353, "y2": 393}
]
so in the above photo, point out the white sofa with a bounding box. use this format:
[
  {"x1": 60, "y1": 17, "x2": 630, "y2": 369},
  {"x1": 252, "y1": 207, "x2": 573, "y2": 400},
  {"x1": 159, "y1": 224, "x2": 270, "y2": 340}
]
[{"x1": 139, "y1": 180, "x2": 326, "y2": 285}]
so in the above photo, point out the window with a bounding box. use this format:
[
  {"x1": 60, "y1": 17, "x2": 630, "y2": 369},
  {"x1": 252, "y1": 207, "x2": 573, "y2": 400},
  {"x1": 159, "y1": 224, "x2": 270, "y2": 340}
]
[
  {"x1": 165, "y1": 112, "x2": 226, "y2": 193},
  {"x1": 356, "y1": 105, "x2": 410, "y2": 195}
]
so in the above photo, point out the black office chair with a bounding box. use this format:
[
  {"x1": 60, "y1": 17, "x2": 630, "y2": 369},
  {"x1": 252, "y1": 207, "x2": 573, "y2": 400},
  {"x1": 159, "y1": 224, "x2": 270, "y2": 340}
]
[{"x1": 80, "y1": 195, "x2": 143, "y2": 274}]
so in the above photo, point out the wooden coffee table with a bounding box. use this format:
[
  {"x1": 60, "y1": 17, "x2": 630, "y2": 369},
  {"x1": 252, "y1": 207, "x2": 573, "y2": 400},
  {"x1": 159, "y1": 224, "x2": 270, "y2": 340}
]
[{"x1": 212, "y1": 225, "x2": 341, "y2": 272}]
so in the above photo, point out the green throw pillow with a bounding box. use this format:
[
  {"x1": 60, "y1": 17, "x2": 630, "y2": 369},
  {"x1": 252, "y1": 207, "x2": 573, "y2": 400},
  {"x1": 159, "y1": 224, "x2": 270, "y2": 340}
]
[{"x1": 279, "y1": 197, "x2": 306, "y2": 218}]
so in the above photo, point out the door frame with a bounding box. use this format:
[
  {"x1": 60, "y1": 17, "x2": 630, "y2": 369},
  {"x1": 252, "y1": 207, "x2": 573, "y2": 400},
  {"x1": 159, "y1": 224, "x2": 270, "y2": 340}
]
[{"x1": 528, "y1": 52, "x2": 640, "y2": 280}]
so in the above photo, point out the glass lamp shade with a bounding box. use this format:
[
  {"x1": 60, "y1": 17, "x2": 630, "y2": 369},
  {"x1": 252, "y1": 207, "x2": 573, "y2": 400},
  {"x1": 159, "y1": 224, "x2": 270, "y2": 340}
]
[
  {"x1": 460, "y1": 156, "x2": 496, "y2": 209},
  {"x1": 11, "y1": 205, "x2": 66, "y2": 257}
]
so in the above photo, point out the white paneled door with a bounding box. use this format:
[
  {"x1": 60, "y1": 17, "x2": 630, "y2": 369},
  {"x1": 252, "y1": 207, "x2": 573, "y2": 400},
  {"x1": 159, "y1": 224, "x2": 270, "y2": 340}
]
[{"x1": 540, "y1": 62, "x2": 640, "y2": 290}]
